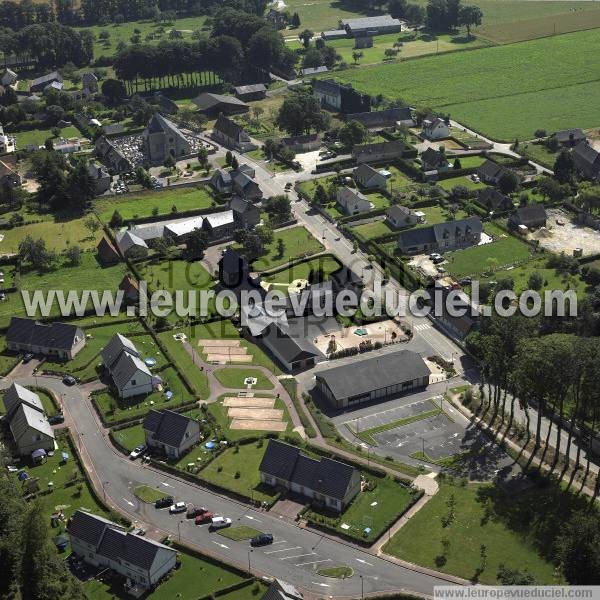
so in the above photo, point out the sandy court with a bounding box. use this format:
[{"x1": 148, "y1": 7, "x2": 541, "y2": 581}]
[
  {"x1": 230, "y1": 419, "x2": 287, "y2": 431},
  {"x1": 197, "y1": 339, "x2": 240, "y2": 347},
  {"x1": 228, "y1": 407, "x2": 284, "y2": 420},
  {"x1": 206, "y1": 353, "x2": 253, "y2": 363},
  {"x1": 223, "y1": 397, "x2": 275, "y2": 408},
  {"x1": 199, "y1": 338, "x2": 252, "y2": 364},
  {"x1": 203, "y1": 345, "x2": 248, "y2": 355}
]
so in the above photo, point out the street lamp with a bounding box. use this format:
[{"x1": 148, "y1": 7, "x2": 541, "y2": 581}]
[
  {"x1": 177, "y1": 519, "x2": 184, "y2": 542},
  {"x1": 247, "y1": 549, "x2": 253, "y2": 573},
  {"x1": 102, "y1": 481, "x2": 109, "y2": 502},
  {"x1": 360, "y1": 574, "x2": 364, "y2": 598}
]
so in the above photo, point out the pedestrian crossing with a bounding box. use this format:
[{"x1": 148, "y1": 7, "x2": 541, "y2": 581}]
[{"x1": 413, "y1": 322, "x2": 432, "y2": 332}]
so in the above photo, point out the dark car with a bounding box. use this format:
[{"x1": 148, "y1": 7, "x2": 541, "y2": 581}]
[
  {"x1": 250, "y1": 533, "x2": 274, "y2": 547},
  {"x1": 48, "y1": 414, "x2": 65, "y2": 425},
  {"x1": 62, "y1": 375, "x2": 76, "y2": 386},
  {"x1": 187, "y1": 506, "x2": 208, "y2": 519},
  {"x1": 154, "y1": 496, "x2": 174, "y2": 509},
  {"x1": 22, "y1": 353, "x2": 34, "y2": 363}
]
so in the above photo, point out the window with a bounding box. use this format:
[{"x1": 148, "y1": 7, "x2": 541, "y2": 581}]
[{"x1": 131, "y1": 379, "x2": 136, "y2": 385}]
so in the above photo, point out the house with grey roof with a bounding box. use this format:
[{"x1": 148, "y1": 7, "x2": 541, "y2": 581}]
[
  {"x1": 116, "y1": 230, "x2": 149, "y2": 257},
  {"x1": 259, "y1": 439, "x2": 360, "y2": 512},
  {"x1": 101, "y1": 334, "x2": 153, "y2": 399},
  {"x1": 81, "y1": 72, "x2": 98, "y2": 93},
  {"x1": 336, "y1": 186, "x2": 371, "y2": 215},
  {"x1": 477, "y1": 159, "x2": 511, "y2": 185},
  {"x1": 341, "y1": 15, "x2": 403, "y2": 36},
  {"x1": 87, "y1": 161, "x2": 111, "y2": 195},
  {"x1": 552, "y1": 128, "x2": 586, "y2": 148},
  {"x1": 119, "y1": 274, "x2": 140, "y2": 304},
  {"x1": 300, "y1": 65, "x2": 329, "y2": 77},
  {"x1": 95, "y1": 135, "x2": 132, "y2": 173},
  {"x1": 143, "y1": 409, "x2": 200, "y2": 459},
  {"x1": 218, "y1": 247, "x2": 249, "y2": 287},
  {"x1": 259, "y1": 323, "x2": 318, "y2": 372},
  {"x1": 572, "y1": 141, "x2": 600, "y2": 181},
  {"x1": 386, "y1": 204, "x2": 418, "y2": 229},
  {"x1": 163, "y1": 215, "x2": 205, "y2": 244},
  {"x1": 420, "y1": 148, "x2": 450, "y2": 172},
  {"x1": 30, "y1": 71, "x2": 62, "y2": 93},
  {"x1": 508, "y1": 204, "x2": 547, "y2": 230},
  {"x1": 421, "y1": 117, "x2": 449, "y2": 140},
  {"x1": 397, "y1": 216, "x2": 483, "y2": 255},
  {"x1": 354, "y1": 163, "x2": 387, "y2": 190},
  {"x1": 211, "y1": 115, "x2": 256, "y2": 153},
  {"x1": 142, "y1": 112, "x2": 191, "y2": 165},
  {"x1": 0, "y1": 158, "x2": 21, "y2": 188},
  {"x1": 193, "y1": 92, "x2": 249, "y2": 116},
  {"x1": 234, "y1": 84, "x2": 267, "y2": 102},
  {"x1": 477, "y1": 187, "x2": 513, "y2": 213},
  {"x1": 203, "y1": 210, "x2": 235, "y2": 238},
  {"x1": 262, "y1": 579, "x2": 303, "y2": 600},
  {"x1": 6, "y1": 317, "x2": 85, "y2": 360},
  {"x1": 280, "y1": 133, "x2": 321, "y2": 153},
  {"x1": 68, "y1": 510, "x2": 176, "y2": 592},
  {"x1": 3, "y1": 383, "x2": 44, "y2": 417},
  {"x1": 1, "y1": 68, "x2": 17, "y2": 87},
  {"x1": 346, "y1": 106, "x2": 413, "y2": 129},
  {"x1": 352, "y1": 140, "x2": 406, "y2": 164},
  {"x1": 230, "y1": 196, "x2": 261, "y2": 229},
  {"x1": 210, "y1": 168, "x2": 233, "y2": 194},
  {"x1": 97, "y1": 237, "x2": 121, "y2": 266},
  {"x1": 315, "y1": 349, "x2": 430, "y2": 409},
  {"x1": 232, "y1": 167, "x2": 262, "y2": 200}
]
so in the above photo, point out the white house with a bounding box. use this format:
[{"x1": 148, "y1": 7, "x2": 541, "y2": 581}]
[
  {"x1": 421, "y1": 117, "x2": 449, "y2": 140},
  {"x1": 68, "y1": 510, "x2": 177, "y2": 593},
  {"x1": 336, "y1": 186, "x2": 371, "y2": 215},
  {"x1": 353, "y1": 163, "x2": 387, "y2": 190},
  {"x1": 101, "y1": 334, "x2": 153, "y2": 399}
]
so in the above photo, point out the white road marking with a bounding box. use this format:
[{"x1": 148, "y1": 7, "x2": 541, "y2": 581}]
[
  {"x1": 280, "y1": 552, "x2": 316, "y2": 560},
  {"x1": 270, "y1": 540, "x2": 286, "y2": 545},
  {"x1": 160, "y1": 482, "x2": 172, "y2": 487},
  {"x1": 212, "y1": 541, "x2": 229, "y2": 549},
  {"x1": 295, "y1": 558, "x2": 331, "y2": 567},
  {"x1": 355, "y1": 558, "x2": 373, "y2": 566},
  {"x1": 244, "y1": 515, "x2": 262, "y2": 523},
  {"x1": 264, "y1": 546, "x2": 302, "y2": 555},
  {"x1": 312, "y1": 582, "x2": 331, "y2": 587},
  {"x1": 122, "y1": 498, "x2": 134, "y2": 507}
]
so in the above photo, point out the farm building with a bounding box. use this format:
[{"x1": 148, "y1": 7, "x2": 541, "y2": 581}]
[
  {"x1": 193, "y1": 92, "x2": 249, "y2": 116},
  {"x1": 211, "y1": 115, "x2": 257, "y2": 153},
  {"x1": 341, "y1": 15, "x2": 403, "y2": 36},
  {"x1": 352, "y1": 140, "x2": 406, "y2": 164},
  {"x1": 234, "y1": 84, "x2": 267, "y2": 101}
]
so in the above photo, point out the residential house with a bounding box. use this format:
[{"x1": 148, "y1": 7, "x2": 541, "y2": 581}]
[
  {"x1": 87, "y1": 161, "x2": 111, "y2": 195},
  {"x1": 259, "y1": 439, "x2": 360, "y2": 512},
  {"x1": 477, "y1": 159, "x2": 510, "y2": 185},
  {"x1": 43, "y1": 81, "x2": 64, "y2": 94},
  {"x1": 386, "y1": 204, "x2": 418, "y2": 229},
  {"x1": 397, "y1": 216, "x2": 483, "y2": 254},
  {"x1": 30, "y1": 71, "x2": 62, "y2": 93},
  {"x1": 0, "y1": 125, "x2": 15, "y2": 154},
  {"x1": 315, "y1": 349, "x2": 430, "y2": 409},
  {"x1": 142, "y1": 112, "x2": 191, "y2": 165},
  {"x1": 95, "y1": 135, "x2": 132, "y2": 173},
  {"x1": 508, "y1": 204, "x2": 547, "y2": 230},
  {"x1": 421, "y1": 117, "x2": 449, "y2": 140},
  {"x1": 0, "y1": 158, "x2": 21, "y2": 188},
  {"x1": 1, "y1": 68, "x2": 17, "y2": 87},
  {"x1": 552, "y1": 128, "x2": 586, "y2": 148},
  {"x1": 68, "y1": 510, "x2": 177, "y2": 592},
  {"x1": 163, "y1": 216, "x2": 205, "y2": 245},
  {"x1": 320, "y1": 30, "x2": 348, "y2": 41},
  {"x1": 232, "y1": 165, "x2": 262, "y2": 200},
  {"x1": 211, "y1": 115, "x2": 257, "y2": 153},
  {"x1": 434, "y1": 285, "x2": 479, "y2": 340},
  {"x1": 6, "y1": 317, "x2": 85, "y2": 360},
  {"x1": 346, "y1": 106, "x2": 414, "y2": 129},
  {"x1": 210, "y1": 168, "x2": 233, "y2": 194},
  {"x1": 3, "y1": 383, "x2": 44, "y2": 416},
  {"x1": 143, "y1": 409, "x2": 200, "y2": 459},
  {"x1": 300, "y1": 65, "x2": 329, "y2": 77},
  {"x1": 119, "y1": 274, "x2": 140, "y2": 304},
  {"x1": 96, "y1": 237, "x2": 121, "y2": 266},
  {"x1": 420, "y1": 148, "x2": 450, "y2": 172},
  {"x1": 353, "y1": 163, "x2": 387, "y2": 190},
  {"x1": 230, "y1": 195, "x2": 261, "y2": 229},
  {"x1": 572, "y1": 141, "x2": 600, "y2": 181},
  {"x1": 81, "y1": 72, "x2": 98, "y2": 93},
  {"x1": 218, "y1": 247, "x2": 249, "y2": 287},
  {"x1": 116, "y1": 231, "x2": 149, "y2": 258},
  {"x1": 477, "y1": 187, "x2": 513, "y2": 213},
  {"x1": 341, "y1": 15, "x2": 403, "y2": 36},
  {"x1": 280, "y1": 134, "x2": 321, "y2": 153},
  {"x1": 352, "y1": 140, "x2": 406, "y2": 164},
  {"x1": 193, "y1": 92, "x2": 249, "y2": 116},
  {"x1": 312, "y1": 79, "x2": 369, "y2": 114},
  {"x1": 336, "y1": 186, "x2": 371, "y2": 215},
  {"x1": 261, "y1": 579, "x2": 303, "y2": 600},
  {"x1": 101, "y1": 334, "x2": 153, "y2": 399},
  {"x1": 202, "y1": 210, "x2": 235, "y2": 238},
  {"x1": 53, "y1": 139, "x2": 80, "y2": 154},
  {"x1": 234, "y1": 84, "x2": 267, "y2": 102},
  {"x1": 259, "y1": 323, "x2": 318, "y2": 372}
]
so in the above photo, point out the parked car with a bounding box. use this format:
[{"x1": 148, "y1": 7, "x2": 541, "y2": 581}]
[
  {"x1": 129, "y1": 444, "x2": 146, "y2": 460},
  {"x1": 432, "y1": 256, "x2": 445, "y2": 265},
  {"x1": 195, "y1": 511, "x2": 215, "y2": 525},
  {"x1": 187, "y1": 505, "x2": 208, "y2": 519},
  {"x1": 169, "y1": 501, "x2": 187, "y2": 514},
  {"x1": 133, "y1": 527, "x2": 146, "y2": 536},
  {"x1": 22, "y1": 353, "x2": 34, "y2": 363},
  {"x1": 62, "y1": 375, "x2": 76, "y2": 386},
  {"x1": 48, "y1": 414, "x2": 65, "y2": 425},
  {"x1": 429, "y1": 252, "x2": 442, "y2": 260},
  {"x1": 209, "y1": 517, "x2": 232, "y2": 531},
  {"x1": 154, "y1": 496, "x2": 174, "y2": 509},
  {"x1": 250, "y1": 533, "x2": 273, "y2": 547},
  {"x1": 459, "y1": 277, "x2": 472, "y2": 286}
]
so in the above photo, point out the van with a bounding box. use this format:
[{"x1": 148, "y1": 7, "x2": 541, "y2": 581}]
[{"x1": 209, "y1": 516, "x2": 232, "y2": 531}]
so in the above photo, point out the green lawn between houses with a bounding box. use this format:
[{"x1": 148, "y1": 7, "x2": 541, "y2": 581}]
[
  {"x1": 263, "y1": 255, "x2": 342, "y2": 288},
  {"x1": 96, "y1": 186, "x2": 215, "y2": 223},
  {"x1": 382, "y1": 482, "x2": 562, "y2": 584},
  {"x1": 351, "y1": 219, "x2": 394, "y2": 241},
  {"x1": 213, "y1": 367, "x2": 274, "y2": 391},
  {"x1": 14, "y1": 125, "x2": 82, "y2": 150}
]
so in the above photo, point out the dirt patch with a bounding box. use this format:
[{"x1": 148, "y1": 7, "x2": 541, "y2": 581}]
[
  {"x1": 206, "y1": 353, "x2": 253, "y2": 363},
  {"x1": 228, "y1": 407, "x2": 284, "y2": 420},
  {"x1": 197, "y1": 339, "x2": 240, "y2": 347},
  {"x1": 203, "y1": 345, "x2": 248, "y2": 355},
  {"x1": 200, "y1": 339, "x2": 252, "y2": 364},
  {"x1": 230, "y1": 419, "x2": 288, "y2": 431},
  {"x1": 223, "y1": 397, "x2": 275, "y2": 408}
]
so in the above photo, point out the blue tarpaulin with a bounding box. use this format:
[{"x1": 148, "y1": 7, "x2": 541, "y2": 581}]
[
  {"x1": 31, "y1": 449, "x2": 46, "y2": 459},
  {"x1": 165, "y1": 390, "x2": 173, "y2": 400},
  {"x1": 18, "y1": 471, "x2": 29, "y2": 481},
  {"x1": 61, "y1": 452, "x2": 69, "y2": 462}
]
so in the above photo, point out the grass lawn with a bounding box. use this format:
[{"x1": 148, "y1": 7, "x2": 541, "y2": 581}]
[
  {"x1": 519, "y1": 141, "x2": 558, "y2": 169},
  {"x1": 84, "y1": 548, "x2": 245, "y2": 600},
  {"x1": 0, "y1": 212, "x2": 104, "y2": 253},
  {"x1": 0, "y1": 253, "x2": 127, "y2": 329},
  {"x1": 351, "y1": 219, "x2": 394, "y2": 241},
  {"x1": 328, "y1": 28, "x2": 600, "y2": 140},
  {"x1": 450, "y1": 155, "x2": 487, "y2": 169},
  {"x1": 444, "y1": 225, "x2": 531, "y2": 278},
  {"x1": 0, "y1": 336, "x2": 19, "y2": 375},
  {"x1": 382, "y1": 482, "x2": 558, "y2": 584},
  {"x1": 134, "y1": 485, "x2": 166, "y2": 503},
  {"x1": 198, "y1": 442, "x2": 279, "y2": 504},
  {"x1": 305, "y1": 476, "x2": 418, "y2": 543},
  {"x1": 213, "y1": 367, "x2": 274, "y2": 391},
  {"x1": 240, "y1": 226, "x2": 324, "y2": 271},
  {"x1": 438, "y1": 176, "x2": 486, "y2": 192},
  {"x1": 96, "y1": 186, "x2": 215, "y2": 223},
  {"x1": 218, "y1": 526, "x2": 262, "y2": 541},
  {"x1": 216, "y1": 582, "x2": 268, "y2": 600},
  {"x1": 264, "y1": 255, "x2": 341, "y2": 287},
  {"x1": 112, "y1": 423, "x2": 145, "y2": 452},
  {"x1": 297, "y1": 175, "x2": 337, "y2": 200},
  {"x1": 246, "y1": 148, "x2": 290, "y2": 172},
  {"x1": 15, "y1": 125, "x2": 81, "y2": 149},
  {"x1": 418, "y1": 205, "x2": 467, "y2": 226},
  {"x1": 317, "y1": 565, "x2": 354, "y2": 579}
]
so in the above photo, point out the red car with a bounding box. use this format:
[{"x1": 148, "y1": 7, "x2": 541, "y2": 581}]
[
  {"x1": 187, "y1": 506, "x2": 208, "y2": 519},
  {"x1": 195, "y1": 511, "x2": 215, "y2": 525}
]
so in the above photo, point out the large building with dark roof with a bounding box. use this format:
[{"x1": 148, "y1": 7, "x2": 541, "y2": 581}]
[
  {"x1": 259, "y1": 439, "x2": 360, "y2": 512},
  {"x1": 6, "y1": 317, "x2": 85, "y2": 360},
  {"x1": 142, "y1": 112, "x2": 191, "y2": 165},
  {"x1": 397, "y1": 216, "x2": 482, "y2": 255},
  {"x1": 143, "y1": 409, "x2": 200, "y2": 459},
  {"x1": 315, "y1": 350, "x2": 430, "y2": 408},
  {"x1": 259, "y1": 323, "x2": 319, "y2": 372},
  {"x1": 68, "y1": 510, "x2": 177, "y2": 592}
]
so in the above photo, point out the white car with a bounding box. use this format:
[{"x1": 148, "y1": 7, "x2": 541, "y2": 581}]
[
  {"x1": 209, "y1": 516, "x2": 232, "y2": 530},
  {"x1": 129, "y1": 445, "x2": 146, "y2": 460},
  {"x1": 169, "y1": 502, "x2": 187, "y2": 514}
]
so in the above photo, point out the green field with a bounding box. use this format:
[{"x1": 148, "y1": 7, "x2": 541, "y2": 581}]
[
  {"x1": 14, "y1": 125, "x2": 82, "y2": 150},
  {"x1": 264, "y1": 255, "x2": 342, "y2": 288},
  {"x1": 351, "y1": 219, "x2": 394, "y2": 240},
  {"x1": 438, "y1": 175, "x2": 487, "y2": 192},
  {"x1": 213, "y1": 367, "x2": 274, "y2": 391},
  {"x1": 96, "y1": 186, "x2": 215, "y2": 222},
  {"x1": 329, "y1": 29, "x2": 600, "y2": 140},
  {"x1": 383, "y1": 482, "x2": 559, "y2": 584}
]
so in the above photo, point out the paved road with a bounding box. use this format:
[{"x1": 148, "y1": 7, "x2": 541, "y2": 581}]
[{"x1": 2, "y1": 374, "x2": 459, "y2": 598}]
